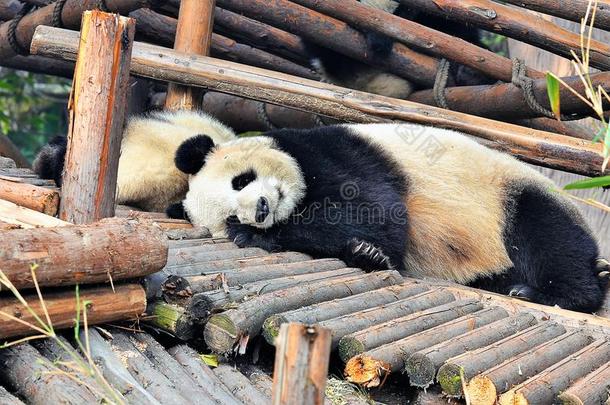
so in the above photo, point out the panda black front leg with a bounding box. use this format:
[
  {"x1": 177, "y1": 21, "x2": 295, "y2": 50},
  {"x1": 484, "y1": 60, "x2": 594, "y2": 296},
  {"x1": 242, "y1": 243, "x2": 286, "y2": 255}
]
[
  {"x1": 225, "y1": 220, "x2": 282, "y2": 252},
  {"x1": 344, "y1": 238, "x2": 394, "y2": 272}
]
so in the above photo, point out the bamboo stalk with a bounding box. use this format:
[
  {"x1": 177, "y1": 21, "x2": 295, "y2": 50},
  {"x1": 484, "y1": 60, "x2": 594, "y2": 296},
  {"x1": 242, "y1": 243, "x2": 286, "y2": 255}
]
[
  {"x1": 263, "y1": 282, "x2": 429, "y2": 344},
  {"x1": 0, "y1": 284, "x2": 146, "y2": 339},
  {"x1": 292, "y1": 0, "x2": 540, "y2": 82},
  {"x1": 557, "y1": 360, "x2": 610, "y2": 405},
  {"x1": 58, "y1": 11, "x2": 134, "y2": 223},
  {"x1": 498, "y1": 339, "x2": 610, "y2": 405},
  {"x1": 214, "y1": 365, "x2": 269, "y2": 405},
  {"x1": 164, "y1": 0, "x2": 214, "y2": 110},
  {"x1": 402, "y1": 0, "x2": 610, "y2": 71},
  {"x1": 404, "y1": 313, "x2": 540, "y2": 389},
  {"x1": 31, "y1": 26, "x2": 608, "y2": 177},
  {"x1": 272, "y1": 323, "x2": 331, "y2": 405},
  {"x1": 204, "y1": 271, "x2": 403, "y2": 353},
  {"x1": 0, "y1": 177, "x2": 59, "y2": 215},
  {"x1": 436, "y1": 321, "x2": 566, "y2": 398},
  {"x1": 465, "y1": 331, "x2": 593, "y2": 404},
  {"x1": 337, "y1": 299, "x2": 484, "y2": 363},
  {"x1": 0, "y1": 217, "x2": 168, "y2": 290}
]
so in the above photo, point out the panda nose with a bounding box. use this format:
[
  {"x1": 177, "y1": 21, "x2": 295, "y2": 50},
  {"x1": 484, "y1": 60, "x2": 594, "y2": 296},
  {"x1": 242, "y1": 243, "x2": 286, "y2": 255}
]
[{"x1": 255, "y1": 197, "x2": 269, "y2": 223}]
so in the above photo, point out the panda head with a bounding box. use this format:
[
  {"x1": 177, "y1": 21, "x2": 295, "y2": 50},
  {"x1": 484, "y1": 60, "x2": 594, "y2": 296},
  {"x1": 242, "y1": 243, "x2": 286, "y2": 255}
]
[{"x1": 175, "y1": 135, "x2": 306, "y2": 236}]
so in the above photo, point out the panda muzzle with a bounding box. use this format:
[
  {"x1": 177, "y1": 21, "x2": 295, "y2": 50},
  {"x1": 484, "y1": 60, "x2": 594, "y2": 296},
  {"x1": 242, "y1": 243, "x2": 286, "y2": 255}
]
[{"x1": 255, "y1": 197, "x2": 270, "y2": 223}]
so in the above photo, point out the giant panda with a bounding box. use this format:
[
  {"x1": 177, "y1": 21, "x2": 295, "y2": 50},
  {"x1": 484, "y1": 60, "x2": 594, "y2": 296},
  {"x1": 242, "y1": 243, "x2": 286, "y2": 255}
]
[
  {"x1": 33, "y1": 110, "x2": 236, "y2": 212},
  {"x1": 170, "y1": 123, "x2": 608, "y2": 313},
  {"x1": 308, "y1": 0, "x2": 495, "y2": 99}
]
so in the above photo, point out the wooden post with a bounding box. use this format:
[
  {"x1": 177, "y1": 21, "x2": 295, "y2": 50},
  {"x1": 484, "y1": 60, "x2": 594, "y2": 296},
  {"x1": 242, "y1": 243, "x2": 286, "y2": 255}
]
[
  {"x1": 272, "y1": 323, "x2": 331, "y2": 405},
  {"x1": 164, "y1": 0, "x2": 215, "y2": 110},
  {"x1": 59, "y1": 11, "x2": 134, "y2": 224}
]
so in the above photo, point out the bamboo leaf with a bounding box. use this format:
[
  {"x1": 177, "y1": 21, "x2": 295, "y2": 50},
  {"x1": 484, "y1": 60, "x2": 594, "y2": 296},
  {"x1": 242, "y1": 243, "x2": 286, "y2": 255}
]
[
  {"x1": 564, "y1": 175, "x2": 610, "y2": 190},
  {"x1": 200, "y1": 354, "x2": 219, "y2": 368},
  {"x1": 546, "y1": 73, "x2": 562, "y2": 120}
]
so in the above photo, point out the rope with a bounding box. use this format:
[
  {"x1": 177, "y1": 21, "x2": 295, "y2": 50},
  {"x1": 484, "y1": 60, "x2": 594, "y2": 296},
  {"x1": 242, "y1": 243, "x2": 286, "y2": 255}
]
[
  {"x1": 433, "y1": 58, "x2": 451, "y2": 109},
  {"x1": 256, "y1": 102, "x2": 277, "y2": 131},
  {"x1": 511, "y1": 58, "x2": 583, "y2": 121},
  {"x1": 52, "y1": 0, "x2": 68, "y2": 28},
  {"x1": 8, "y1": 3, "x2": 36, "y2": 56}
]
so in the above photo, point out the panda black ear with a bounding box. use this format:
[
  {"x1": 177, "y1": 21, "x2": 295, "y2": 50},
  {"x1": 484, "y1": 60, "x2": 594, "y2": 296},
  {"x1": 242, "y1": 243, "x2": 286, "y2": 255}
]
[{"x1": 175, "y1": 134, "x2": 215, "y2": 175}]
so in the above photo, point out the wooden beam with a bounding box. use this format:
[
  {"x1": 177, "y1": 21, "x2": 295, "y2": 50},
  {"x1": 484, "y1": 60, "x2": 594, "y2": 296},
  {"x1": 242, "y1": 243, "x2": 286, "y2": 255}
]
[
  {"x1": 502, "y1": 0, "x2": 610, "y2": 31},
  {"x1": 272, "y1": 323, "x2": 331, "y2": 405},
  {"x1": 59, "y1": 11, "x2": 134, "y2": 223},
  {"x1": 165, "y1": 0, "x2": 214, "y2": 110},
  {"x1": 31, "y1": 27, "x2": 609, "y2": 177}
]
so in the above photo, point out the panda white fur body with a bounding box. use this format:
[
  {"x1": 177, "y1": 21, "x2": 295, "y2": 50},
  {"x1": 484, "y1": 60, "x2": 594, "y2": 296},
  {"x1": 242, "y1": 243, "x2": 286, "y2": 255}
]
[
  {"x1": 173, "y1": 123, "x2": 607, "y2": 312},
  {"x1": 33, "y1": 110, "x2": 236, "y2": 212}
]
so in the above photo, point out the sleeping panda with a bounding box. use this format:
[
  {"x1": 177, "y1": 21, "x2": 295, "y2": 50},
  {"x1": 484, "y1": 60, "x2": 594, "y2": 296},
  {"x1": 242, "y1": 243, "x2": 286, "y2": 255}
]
[
  {"x1": 308, "y1": 0, "x2": 495, "y2": 98},
  {"x1": 33, "y1": 110, "x2": 236, "y2": 212},
  {"x1": 170, "y1": 123, "x2": 608, "y2": 313}
]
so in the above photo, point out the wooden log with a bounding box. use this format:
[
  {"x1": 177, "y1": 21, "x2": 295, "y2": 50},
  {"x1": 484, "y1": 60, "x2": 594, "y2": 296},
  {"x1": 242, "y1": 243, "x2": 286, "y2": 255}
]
[
  {"x1": 404, "y1": 313, "x2": 539, "y2": 389},
  {"x1": 84, "y1": 328, "x2": 161, "y2": 405},
  {"x1": 502, "y1": 0, "x2": 610, "y2": 32},
  {"x1": 0, "y1": 177, "x2": 59, "y2": 215},
  {"x1": 146, "y1": 301, "x2": 196, "y2": 341},
  {"x1": 0, "y1": 343, "x2": 99, "y2": 404},
  {"x1": 0, "y1": 199, "x2": 68, "y2": 228},
  {"x1": 213, "y1": 365, "x2": 269, "y2": 405},
  {"x1": 0, "y1": 217, "x2": 168, "y2": 290},
  {"x1": 272, "y1": 323, "x2": 331, "y2": 405},
  {"x1": 0, "y1": 54, "x2": 74, "y2": 78},
  {"x1": 130, "y1": 8, "x2": 319, "y2": 80},
  {"x1": 0, "y1": 132, "x2": 30, "y2": 168},
  {"x1": 169, "y1": 241, "x2": 238, "y2": 254},
  {"x1": 0, "y1": 284, "x2": 146, "y2": 339},
  {"x1": 292, "y1": 0, "x2": 539, "y2": 83},
  {"x1": 403, "y1": 0, "x2": 610, "y2": 71},
  {"x1": 0, "y1": 174, "x2": 58, "y2": 187},
  {"x1": 162, "y1": 258, "x2": 346, "y2": 301},
  {"x1": 343, "y1": 307, "x2": 508, "y2": 387},
  {"x1": 0, "y1": 0, "x2": 21, "y2": 21},
  {"x1": 319, "y1": 289, "x2": 457, "y2": 349},
  {"x1": 465, "y1": 331, "x2": 594, "y2": 405},
  {"x1": 166, "y1": 247, "x2": 267, "y2": 266},
  {"x1": 168, "y1": 345, "x2": 242, "y2": 405},
  {"x1": 164, "y1": 0, "x2": 214, "y2": 110},
  {"x1": 512, "y1": 118, "x2": 593, "y2": 140},
  {"x1": 188, "y1": 268, "x2": 365, "y2": 318},
  {"x1": 0, "y1": 385, "x2": 24, "y2": 405},
  {"x1": 338, "y1": 299, "x2": 484, "y2": 363},
  {"x1": 0, "y1": 156, "x2": 16, "y2": 168},
  {"x1": 263, "y1": 282, "x2": 430, "y2": 344},
  {"x1": 249, "y1": 371, "x2": 274, "y2": 398},
  {"x1": 558, "y1": 360, "x2": 610, "y2": 405},
  {"x1": 204, "y1": 271, "x2": 404, "y2": 353},
  {"x1": 498, "y1": 339, "x2": 610, "y2": 405},
  {"x1": 31, "y1": 27, "x2": 608, "y2": 177},
  {"x1": 58, "y1": 11, "x2": 134, "y2": 223},
  {"x1": 216, "y1": 0, "x2": 440, "y2": 86},
  {"x1": 436, "y1": 321, "x2": 566, "y2": 397},
  {"x1": 107, "y1": 330, "x2": 190, "y2": 405},
  {"x1": 165, "y1": 227, "x2": 212, "y2": 241}
]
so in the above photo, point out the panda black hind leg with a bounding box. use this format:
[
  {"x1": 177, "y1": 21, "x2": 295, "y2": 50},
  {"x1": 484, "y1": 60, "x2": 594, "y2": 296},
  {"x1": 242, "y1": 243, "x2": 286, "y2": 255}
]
[{"x1": 473, "y1": 184, "x2": 606, "y2": 313}]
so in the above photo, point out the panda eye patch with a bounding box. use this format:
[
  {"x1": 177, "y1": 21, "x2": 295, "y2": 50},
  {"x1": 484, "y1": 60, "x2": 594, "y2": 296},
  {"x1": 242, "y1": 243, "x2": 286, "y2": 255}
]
[{"x1": 232, "y1": 169, "x2": 257, "y2": 191}]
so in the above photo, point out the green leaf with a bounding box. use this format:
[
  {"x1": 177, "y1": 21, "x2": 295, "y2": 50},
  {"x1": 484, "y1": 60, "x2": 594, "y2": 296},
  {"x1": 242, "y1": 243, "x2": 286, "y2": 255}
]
[
  {"x1": 200, "y1": 354, "x2": 219, "y2": 368},
  {"x1": 564, "y1": 175, "x2": 610, "y2": 190},
  {"x1": 546, "y1": 73, "x2": 561, "y2": 120}
]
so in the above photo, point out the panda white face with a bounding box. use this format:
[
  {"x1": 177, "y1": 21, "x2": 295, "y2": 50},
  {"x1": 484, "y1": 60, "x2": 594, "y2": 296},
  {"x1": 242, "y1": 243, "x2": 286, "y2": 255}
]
[{"x1": 181, "y1": 137, "x2": 306, "y2": 237}]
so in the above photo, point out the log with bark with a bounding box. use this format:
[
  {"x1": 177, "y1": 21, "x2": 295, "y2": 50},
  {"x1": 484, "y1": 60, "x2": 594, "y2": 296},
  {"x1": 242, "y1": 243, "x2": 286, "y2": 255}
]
[
  {"x1": 0, "y1": 132, "x2": 30, "y2": 168},
  {"x1": 263, "y1": 282, "x2": 429, "y2": 344},
  {"x1": 0, "y1": 0, "x2": 21, "y2": 21},
  {"x1": 557, "y1": 360, "x2": 610, "y2": 405},
  {"x1": 337, "y1": 299, "x2": 484, "y2": 363},
  {"x1": 464, "y1": 331, "x2": 593, "y2": 405},
  {"x1": 436, "y1": 321, "x2": 566, "y2": 398},
  {"x1": 168, "y1": 345, "x2": 242, "y2": 404},
  {"x1": 343, "y1": 306, "x2": 508, "y2": 388},
  {"x1": 0, "y1": 386, "x2": 24, "y2": 405},
  {"x1": 498, "y1": 339, "x2": 610, "y2": 405},
  {"x1": 404, "y1": 313, "x2": 542, "y2": 389},
  {"x1": 0, "y1": 177, "x2": 59, "y2": 215},
  {"x1": 0, "y1": 198, "x2": 68, "y2": 228},
  {"x1": 146, "y1": 301, "x2": 196, "y2": 341},
  {"x1": 1, "y1": 54, "x2": 74, "y2": 78},
  {"x1": 0, "y1": 284, "x2": 146, "y2": 339},
  {"x1": 214, "y1": 365, "x2": 269, "y2": 405},
  {"x1": 502, "y1": 0, "x2": 610, "y2": 31},
  {"x1": 0, "y1": 217, "x2": 167, "y2": 290},
  {"x1": 272, "y1": 323, "x2": 331, "y2": 405},
  {"x1": 58, "y1": 11, "x2": 134, "y2": 223},
  {"x1": 167, "y1": 246, "x2": 267, "y2": 267},
  {"x1": 31, "y1": 26, "x2": 608, "y2": 177},
  {"x1": 319, "y1": 289, "x2": 458, "y2": 349},
  {"x1": 204, "y1": 271, "x2": 404, "y2": 353}
]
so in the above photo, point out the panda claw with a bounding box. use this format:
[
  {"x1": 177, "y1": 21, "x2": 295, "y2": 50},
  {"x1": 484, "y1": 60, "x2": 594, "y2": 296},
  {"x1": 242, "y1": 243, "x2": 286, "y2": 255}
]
[{"x1": 598, "y1": 271, "x2": 610, "y2": 280}]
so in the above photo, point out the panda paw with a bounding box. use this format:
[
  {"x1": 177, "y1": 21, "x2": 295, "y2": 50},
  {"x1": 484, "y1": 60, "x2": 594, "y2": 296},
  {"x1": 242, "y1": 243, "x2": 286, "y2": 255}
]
[
  {"x1": 507, "y1": 284, "x2": 535, "y2": 302},
  {"x1": 345, "y1": 239, "x2": 394, "y2": 273},
  {"x1": 226, "y1": 221, "x2": 281, "y2": 252}
]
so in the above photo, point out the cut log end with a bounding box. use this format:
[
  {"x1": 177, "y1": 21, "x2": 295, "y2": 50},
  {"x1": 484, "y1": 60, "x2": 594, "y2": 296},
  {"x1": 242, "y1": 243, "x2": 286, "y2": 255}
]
[
  {"x1": 149, "y1": 302, "x2": 194, "y2": 340},
  {"x1": 203, "y1": 313, "x2": 239, "y2": 354},
  {"x1": 403, "y1": 353, "x2": 436, "y2": 389},
  {"x1": 344, "y1": 355, "x2": 391, "y2": 388},
  {"x1": 557, "y1": 393, "x2": 585, "y2": 405},
  {"x1": 436, "y1": 363, "x2": 465, "y2": 397},
  {"x1": 337, "y1": 336, "x2": 366, "y2": 363},
  {"x1": 463, "y1": 375, "x2": 497, "y2": 405},
  {"x1": 261, "y1": 314, "x2": 284, "y2": 344}
]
